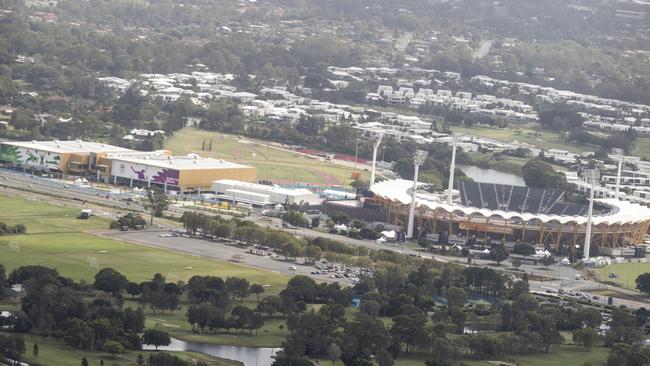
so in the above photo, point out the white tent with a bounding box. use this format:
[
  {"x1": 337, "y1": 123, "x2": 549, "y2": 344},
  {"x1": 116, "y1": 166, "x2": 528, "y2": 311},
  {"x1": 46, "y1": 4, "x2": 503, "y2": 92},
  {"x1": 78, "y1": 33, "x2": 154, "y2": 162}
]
[
  {"x1": 335, "y1": 224, "x2": 349, "y2": 231},
  {"x1": 380, "y1": 230, "x2": 396, "y2": 239}
]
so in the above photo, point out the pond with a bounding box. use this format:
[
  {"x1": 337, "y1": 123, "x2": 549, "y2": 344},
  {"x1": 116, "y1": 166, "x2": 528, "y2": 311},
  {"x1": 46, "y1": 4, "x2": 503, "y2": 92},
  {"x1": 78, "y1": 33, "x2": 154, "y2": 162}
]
[
  {"x1": 458, "y1": 165, "x2": 526, "y2": 187},
  {"x1": 143, "y1": 338, "x2": 280, "y2": 366}
]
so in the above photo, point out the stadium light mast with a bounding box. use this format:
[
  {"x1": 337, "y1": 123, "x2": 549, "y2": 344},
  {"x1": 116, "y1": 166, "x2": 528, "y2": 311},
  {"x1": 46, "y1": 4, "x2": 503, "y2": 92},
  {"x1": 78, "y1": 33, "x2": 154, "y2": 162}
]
[
  {"x1": 612, "y1": 148, "x2": 624, "y2": 200},
  {"x1": 447, "y1": 136, "x2": 457, "y2": 205},
  {"x1": 369, "y1": 133, "x2": 384, "y2": 191},
  {"x1": 583, "y1": 168, "x2": 600, "y2": 260},
  {"x1": 407, "y1": 150, "x2": 428, "y2": 239}
]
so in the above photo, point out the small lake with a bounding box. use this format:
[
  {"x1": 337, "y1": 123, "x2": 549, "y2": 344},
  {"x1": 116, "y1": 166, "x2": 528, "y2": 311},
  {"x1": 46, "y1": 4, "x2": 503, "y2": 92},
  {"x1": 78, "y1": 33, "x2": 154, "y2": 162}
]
[
  {"x1": 458, "y1": 165, "x2": 526, "y2": 187},
  {"x1": 143, "y1": 338, "x2": 280, "y2": 366}
]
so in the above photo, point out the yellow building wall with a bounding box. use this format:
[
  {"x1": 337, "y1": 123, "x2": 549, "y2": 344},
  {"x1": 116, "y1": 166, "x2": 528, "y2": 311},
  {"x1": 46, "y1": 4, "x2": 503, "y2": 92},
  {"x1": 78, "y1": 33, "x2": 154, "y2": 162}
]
[
  {"x1": 58, "y1": 153, "x2": 72, "y2": 174},
  {"x1": 178, "y1": 166, "x2": 257, "y2": 190}
]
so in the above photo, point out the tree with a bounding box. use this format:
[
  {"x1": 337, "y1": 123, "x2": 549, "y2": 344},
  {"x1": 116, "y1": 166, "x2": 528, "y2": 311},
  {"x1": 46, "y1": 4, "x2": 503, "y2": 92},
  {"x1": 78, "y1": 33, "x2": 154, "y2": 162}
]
[
  {"x1": 491, "y1": 244, "x2": 509, "y2": 265},
  {"x1": 225, "y1": 277, "x2": 250, "y2": 302},
  {"x1": 142, "y1": 329, "x2": 171, "y2": 350},
  {"x1": 144, "y1": 187, "x2": 168, "y2": 224},
  {"x1": 537, "y1": 315, "x2": 563, "y2": 353},
  {"x1": 573, "y1": 327, "x2": 598, "y2": 350},
  {"x1": 375, "y1": 350, "x2": 394, "y2": 366},
  {"x1": 540, "y1": 255, "x2": 556, "y2": 267},
  {"x1": 94, "y1": 268, "x2": 128, "y2": 296},
  {"x1": 635, "y1": 273, "x2": 650, "y2": 295},
  {"x1": 283, "y1": 211, "x2": 308, "y2": 227},
  {"x1": 103, "y1": 340, "x2": 124, "y2": 359},
  {"x1": 512, "y1": 243, "x2": 535, "y2": 256},
  {"x1": 522, "y1": 158, "x2": 566, "y2": 189},
  {"x1": 137, "y1": 354, "x2": 145, "y2": 365},
  {"x1": 327, "y1": 343, "x2": 341, "y2": 366},
  {"x1": 580, "y1": 308, "x2": 603, "y2": 329},
  {"x1": 127, "y1": 281, "x2": 142, "y2": 299},
  {"x1": 303, "y1": 246, "x2": 322, "y2": 264},
  {"x1": 249, "y1": 284, "x2": 265, "y2": 302},
  {"x1": 444, "y1": 287, "x2": 467, "y2": 311}
]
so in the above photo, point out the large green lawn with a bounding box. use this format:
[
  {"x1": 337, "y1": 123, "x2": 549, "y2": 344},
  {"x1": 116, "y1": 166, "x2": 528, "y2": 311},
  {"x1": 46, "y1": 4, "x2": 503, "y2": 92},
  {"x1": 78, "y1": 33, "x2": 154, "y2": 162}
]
[
  {"x1": 0, "y1": 194, "x2": 290, "y2": 286},
  {"x1": 450, "y1": 126, "x2": 594, "y2": 154},
  {"x1": 165, "y1": 128, "x2": 365, "y2": 187},
  {"x1": 598, "y1": 262, "x2": 650, "y2": 291}
]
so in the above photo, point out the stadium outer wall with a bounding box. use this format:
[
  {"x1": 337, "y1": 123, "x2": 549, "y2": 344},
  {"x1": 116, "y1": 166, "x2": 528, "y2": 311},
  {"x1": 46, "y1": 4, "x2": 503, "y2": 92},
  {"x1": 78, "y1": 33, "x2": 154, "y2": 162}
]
[{"x1": 372, "y1": 196, "x2": 650, "y2": 254}]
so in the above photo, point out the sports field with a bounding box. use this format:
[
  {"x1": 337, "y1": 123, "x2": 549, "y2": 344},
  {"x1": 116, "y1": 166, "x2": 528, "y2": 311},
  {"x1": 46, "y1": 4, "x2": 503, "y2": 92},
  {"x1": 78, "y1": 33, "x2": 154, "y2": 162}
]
[
  {"x1": 598, "y1": 262, "x2": 650, "y2": 291},
  {"x1": 450, "y1": 125, "x2": 595, "y2": 154},
  {"x1": 0, "y1": 195, "x2": 289, "y2": 287},
  {"x1": 164, "y1": 128, "x2": 365, "y2": 187}
]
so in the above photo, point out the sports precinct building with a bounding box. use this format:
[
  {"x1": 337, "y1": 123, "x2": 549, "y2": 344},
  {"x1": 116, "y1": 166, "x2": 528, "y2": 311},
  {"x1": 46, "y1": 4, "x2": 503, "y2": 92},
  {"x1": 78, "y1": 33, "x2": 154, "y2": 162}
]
[
  {"x1": 109, "y1": 153, "x2": 256, "y2": 192},
  {"x1": 0, "y1": 140, "x2": 132, "y2": 176},
  {"x1": 371, "y1": 179, "x2": 650, "y2": 252},
  {"x1": 0, "y1": 140, "x2": 256, "y2": 192}
]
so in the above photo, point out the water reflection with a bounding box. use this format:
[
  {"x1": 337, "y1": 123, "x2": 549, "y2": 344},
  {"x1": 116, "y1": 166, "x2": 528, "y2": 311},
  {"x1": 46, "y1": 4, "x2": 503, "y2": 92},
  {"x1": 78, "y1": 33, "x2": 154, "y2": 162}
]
[
  {"x1": 143, "y1": 337, "x2": 280, "y2": 366},
  {"x1": 458, "y1": 165, "x2": 526, "y2": 187}
]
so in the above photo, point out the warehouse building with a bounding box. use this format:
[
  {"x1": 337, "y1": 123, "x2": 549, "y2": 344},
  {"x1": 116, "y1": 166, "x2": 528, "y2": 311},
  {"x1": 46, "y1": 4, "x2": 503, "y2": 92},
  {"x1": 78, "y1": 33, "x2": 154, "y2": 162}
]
[
  {"x1": 110, "y1": 153, "x2": 256, "y2": 192},
  {"x1": 212, "y1": 179, "x2": 322, "y2": 206},
  {"x1": 0, "y1": 140, "x2": 132, "y2": 176}
]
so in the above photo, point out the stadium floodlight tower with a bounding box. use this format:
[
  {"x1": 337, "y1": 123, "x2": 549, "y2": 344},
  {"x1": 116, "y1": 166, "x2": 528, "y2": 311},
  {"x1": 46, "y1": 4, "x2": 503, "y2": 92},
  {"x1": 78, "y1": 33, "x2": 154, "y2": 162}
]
[
  {"x1": 447, "y1": 136, "x2": 457, "y2": 205},
  {"x1": 368, "y1": 132, "x2": 384, "y2": 191},
  {"x1": 612, "y1": 148, "x2": 624, "y2": 200},
  {"x1": 583, "y1": 168, "x2": 600, "y2": 260},
  {"x1": 407, "y1": 149, "x2": 428, "y2": 239}
]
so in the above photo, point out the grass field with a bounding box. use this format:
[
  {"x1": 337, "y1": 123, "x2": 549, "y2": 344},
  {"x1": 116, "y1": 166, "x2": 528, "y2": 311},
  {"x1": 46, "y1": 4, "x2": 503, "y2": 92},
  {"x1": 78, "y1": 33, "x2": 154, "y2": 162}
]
[
  {"x1": 450, "y1": 125, "x2": 594, "y2": 154},
  {"x1": 2, "y1": 331, "x2": 237, "y2": 366},
  {"x1": 313, "y1": 344, "x2": 608, "y2": 366},
  {"x1": 0, "y1": 194, "x2": 290, "y2": 286},
  {"x1": 597, "y1": 262, "x2": 650, "y2": 291},
  {"x1": 632, "y1": 136, "x2": 650, "y2": 159},
  {"x1": 164, "y1": 128, "x2": 365, "y2": 187},
  {"x1": 134, "y1": 296, "x2": 288, "y2": 347}
]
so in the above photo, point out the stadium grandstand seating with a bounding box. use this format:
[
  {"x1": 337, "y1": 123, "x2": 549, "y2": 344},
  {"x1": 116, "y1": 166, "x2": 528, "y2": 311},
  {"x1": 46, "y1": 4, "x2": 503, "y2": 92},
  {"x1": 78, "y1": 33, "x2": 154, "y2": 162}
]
[{"x1": 458, "y1": 181, "x2": 588, "y2": 216}]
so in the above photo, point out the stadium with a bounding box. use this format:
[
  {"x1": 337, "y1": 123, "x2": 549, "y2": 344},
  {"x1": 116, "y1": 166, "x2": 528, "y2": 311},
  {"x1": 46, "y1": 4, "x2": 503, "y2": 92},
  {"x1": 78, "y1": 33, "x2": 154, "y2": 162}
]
[{"x1": 370, "y1": 179, "x2": 650, "y2": 254}]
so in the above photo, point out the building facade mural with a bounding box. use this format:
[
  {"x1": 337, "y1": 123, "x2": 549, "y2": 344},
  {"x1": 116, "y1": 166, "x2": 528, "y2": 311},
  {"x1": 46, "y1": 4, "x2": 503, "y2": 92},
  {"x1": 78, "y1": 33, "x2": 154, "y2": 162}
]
[
  {"x1": 112, "y1": 160, "x2": 180, "y2": 186},
  {"x1": 0, "y1": 145, "x2": 61, "y2": 170}
]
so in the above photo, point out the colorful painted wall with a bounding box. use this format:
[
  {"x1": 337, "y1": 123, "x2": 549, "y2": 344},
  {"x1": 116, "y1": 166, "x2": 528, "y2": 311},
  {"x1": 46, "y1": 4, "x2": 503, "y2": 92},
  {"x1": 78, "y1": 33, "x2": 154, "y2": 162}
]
[
  {"x1": 0, "y1": 145, "x2": 62, "y2": 171},
  {"x1": 111, "y1": 159, "x2": 180, "y2": 186}
]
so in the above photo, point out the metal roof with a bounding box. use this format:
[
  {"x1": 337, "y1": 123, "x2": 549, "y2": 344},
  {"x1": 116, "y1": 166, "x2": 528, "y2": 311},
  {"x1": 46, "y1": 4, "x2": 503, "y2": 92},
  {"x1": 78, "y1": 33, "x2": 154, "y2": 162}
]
[{"x1": 371, "y1": 179, "x2": 650, "y2": 226}]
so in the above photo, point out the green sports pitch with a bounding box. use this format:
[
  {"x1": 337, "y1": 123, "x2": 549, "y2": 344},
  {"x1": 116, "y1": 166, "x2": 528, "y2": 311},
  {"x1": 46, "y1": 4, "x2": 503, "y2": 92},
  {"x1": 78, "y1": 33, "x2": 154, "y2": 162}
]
[{"x1": 0, "y1": 195, "x2": 289, "y2": 287}]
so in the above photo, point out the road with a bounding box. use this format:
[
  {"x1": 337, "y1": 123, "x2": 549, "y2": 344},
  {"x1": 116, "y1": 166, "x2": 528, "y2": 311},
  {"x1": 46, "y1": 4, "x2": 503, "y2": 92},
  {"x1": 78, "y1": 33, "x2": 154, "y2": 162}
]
[{"x1": 1, "y1": 169, "x2": 649, "y2": 308}]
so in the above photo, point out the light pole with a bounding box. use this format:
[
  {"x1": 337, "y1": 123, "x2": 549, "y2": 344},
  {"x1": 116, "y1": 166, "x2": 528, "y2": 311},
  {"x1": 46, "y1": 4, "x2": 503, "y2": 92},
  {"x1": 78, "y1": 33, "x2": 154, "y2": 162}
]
[
  {"x1": 353, "y1": 134, "x2": 359, "y2": 174},
  {"x1": 369, "y1": 133, "x2": 384, "y2": 191},
  {"x1": 612, "y1": 148, "x2": 624, "y2": 200},
  {"x1": 583, "y1": 168, "x2": 600, "y2": 260},
  {"x1": 407, "y1": 150, "x2": 428, "y2": 239},
  {"x1": 447, "y1": 136, "x2": 457, "y2": 205}
]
